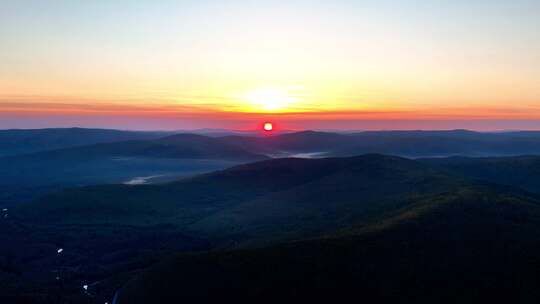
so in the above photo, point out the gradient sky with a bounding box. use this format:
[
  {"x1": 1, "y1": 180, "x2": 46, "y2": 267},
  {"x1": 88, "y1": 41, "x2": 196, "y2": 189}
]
[{"x1": 1, "y1": 0, "x2": 539, "y2": 130}]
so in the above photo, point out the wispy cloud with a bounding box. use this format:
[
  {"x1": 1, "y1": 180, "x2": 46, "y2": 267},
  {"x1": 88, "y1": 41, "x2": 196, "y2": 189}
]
[{"x1": 2, "y1": 96, "x2": 540, "y2": 121}]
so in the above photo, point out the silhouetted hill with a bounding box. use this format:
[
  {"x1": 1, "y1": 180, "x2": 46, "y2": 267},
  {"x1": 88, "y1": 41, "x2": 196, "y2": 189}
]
[
  {"x1": 17, "y1": 155, "x2": 461, "y2": 244},
  {"x1": 0, "y1": 127, "x2": 171, "y2": 157},
  {"x1": 7, "y1": 128, "x2": 540, "y2": 160},
  {"x1": 117, "y1": 185, "x2": 540, "y2": 304},
  {"x1": 219, "y1": 130, "x2": 350, "y2": 156},
  {"x1": 220, "y1": 130, "x2": 540, "y2": 157},
  {"x1": 7, "y1": 154, "x2": 540, "y2": 303},
  {"x1": 176, "y1": 128, "x2": 294, "y2": 137},
  {"x1": 421, "y1": 155, "x2": 540, "y2": 193},
  {"x1": 0, "y1": 133, "x2": 266, "y2": 205},
  {"x1": 3, "y1": 133, "x2": 267, "y2": 162},
  {"x1": 340, "y1": 130, "x2": 540, "y2": 157},
  {"x1": 3, "y1": 154, "x2": 467, "y2": 302}
]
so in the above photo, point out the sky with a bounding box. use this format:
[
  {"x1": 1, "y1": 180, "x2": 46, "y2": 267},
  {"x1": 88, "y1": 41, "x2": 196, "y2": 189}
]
[{"x1": 1, "y1": 0, "x2": 539, "y2": 130}]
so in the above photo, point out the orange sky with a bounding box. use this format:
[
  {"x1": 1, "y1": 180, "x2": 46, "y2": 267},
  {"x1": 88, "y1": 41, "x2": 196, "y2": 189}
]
[
  {"x1": 2, "y1": 96, "x2": 540, "y2": 131},
  {"x1": 1, "y1": 1, "x2": 539, "y2": 130}
]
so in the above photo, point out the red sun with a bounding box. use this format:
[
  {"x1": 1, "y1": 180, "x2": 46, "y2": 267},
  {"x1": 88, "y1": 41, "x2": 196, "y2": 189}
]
[{"x1": 263, "y1": 122, "x2": 273, "y2": 131}]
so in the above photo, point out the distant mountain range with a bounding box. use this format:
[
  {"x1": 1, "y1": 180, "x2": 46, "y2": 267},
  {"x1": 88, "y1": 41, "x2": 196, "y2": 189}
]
[
  {"x1": 5, "y1": 127, "x2": 540, "y2": 205},
  {"x1": 218, "y1": 129, "x2": 540, "y2": 158},
  {"x1": 4, "y1": 133, "x2": 267, "y2": 162},
  {"x1": 0, "y1": 127, "x2": 173, "y2": 157},
  {"x1": 0, "y1": 132, "x2": 266, "y2": 204},
  {"x1": 6, "y1": 128, "x2": 540, "y2": 160}
]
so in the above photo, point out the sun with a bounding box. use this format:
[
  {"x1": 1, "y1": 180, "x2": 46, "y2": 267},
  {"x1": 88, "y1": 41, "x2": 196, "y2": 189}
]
[
  {"x1": 263, "y1": 122, "x2": 273, "y2": 131},
  {"x1": 244, "y1": 88, "x2": 297, "y2": 112}
]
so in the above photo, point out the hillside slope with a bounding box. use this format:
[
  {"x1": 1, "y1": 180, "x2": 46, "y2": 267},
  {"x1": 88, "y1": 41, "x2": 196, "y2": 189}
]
[
  {"x1": 2, "y1": 133, "x2": 267, "y2": 162},
  {"x1": 5, "y1": 154, "x2": 540, "y2": 302},
  {"x1": 0, "y1": 127, "x2": 171, "y2": 157},
  {"x1": 421, "y1": 155, "x2": 540, "y2": 193},
  {"x1": 220, "y1": 130, "x2": 540, "y2": 158},
  {"x1": 0, "y1": 133, "x2": 266, "y2": 204},
  {"x1": 117, "y1": 186, "x2": 540, "y2": 303},
  {"x1": 17, "y1": 155, "x2": 462, "y2": 244}
]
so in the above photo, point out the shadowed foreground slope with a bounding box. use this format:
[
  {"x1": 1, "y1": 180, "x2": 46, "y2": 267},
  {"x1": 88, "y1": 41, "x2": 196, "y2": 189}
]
[
  {"x1": 16, "y1": 155, "x2": 462, "y2": 243},
  {"x1": 2, "y1": 155, "x2": 465, "y2": 302},
  {"x1": 117, "y1": 186, "x2": 540, "y2": 304},
  {"x1": 5, "y1": 154, "x2": 540, "y2": 303}
]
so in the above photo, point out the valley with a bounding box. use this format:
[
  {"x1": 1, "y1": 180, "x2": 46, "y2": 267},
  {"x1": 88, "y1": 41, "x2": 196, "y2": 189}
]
[{"x1": 4, "y1": 129, "x2": 540, "y2": 303}]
